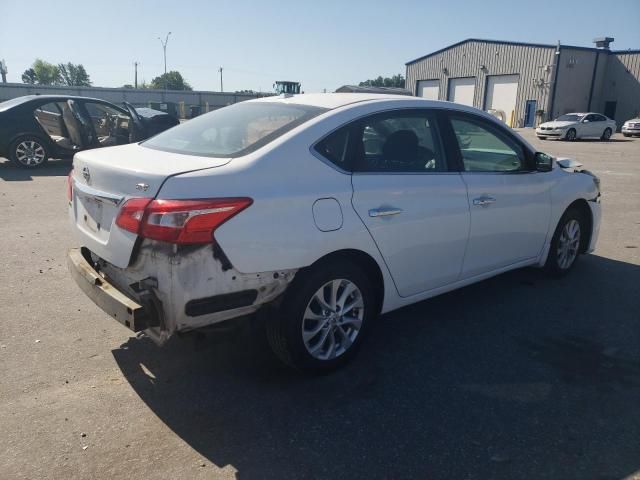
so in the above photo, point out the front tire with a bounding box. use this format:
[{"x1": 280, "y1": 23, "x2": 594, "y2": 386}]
[
  {"x1": 545, "y1": 208, "x2": 585, "y2": 277},
  {"x1": 266, "y1": 259, "x2": 376, "y2": 372},
  {"x1": 9, "y1": 135, "x2": 49, "y2": 168},
  {"x1": 622, "y1": 133, "x2": 631, "y2": 138},
  {"x1": 601, "y1": 128, "x2": 612, "y2": 141},
  {"x1": 565, "y1": 128, "x2": 577, "y2": 141}
]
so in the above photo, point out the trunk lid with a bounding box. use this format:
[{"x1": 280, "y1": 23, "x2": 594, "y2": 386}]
[{"x1": 70, "y1": 143, "x2": 230, "y2": 268}]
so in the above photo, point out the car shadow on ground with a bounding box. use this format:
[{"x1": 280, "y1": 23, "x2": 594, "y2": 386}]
[
  {"x1": 112, "y1": 255, "x2": 640, "y2": 479},
  {"x1": 0, "y1": 158, "x2": 71, "y2": 181},
  {"x1": 542, "y1": 138, "x2": 634, "y2": 143}
]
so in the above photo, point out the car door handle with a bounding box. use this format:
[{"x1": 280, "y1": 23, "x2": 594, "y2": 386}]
[
  {"x1": 472, "y1": 196, "x2": 497, "y2": 206},
  {"x1": 368, "y1": 207, "x2": 403, "y2": 217}
]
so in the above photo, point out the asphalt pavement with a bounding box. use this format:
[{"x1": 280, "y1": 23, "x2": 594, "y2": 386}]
[{"x1": 0, "y1": 129, "x2": 639, "y2": 480}]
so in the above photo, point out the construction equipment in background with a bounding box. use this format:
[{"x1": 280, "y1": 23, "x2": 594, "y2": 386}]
[{"x1": 274, "y1": 81, "x2": 301, "y2": 95}]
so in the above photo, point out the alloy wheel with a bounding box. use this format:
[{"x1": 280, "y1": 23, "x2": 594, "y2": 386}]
[
  {"x1": 557, "y1": 219, "x2": 581, "y2": 269},
  {"x1": 301, "y1": 279, "x2": 364, "y2": 361},
  {"x1": 15, "y1": 140, "x2": 46, "y2": 166},
  {"x1": 566, "y1": 129, "x2": 576, "y2": 141}
]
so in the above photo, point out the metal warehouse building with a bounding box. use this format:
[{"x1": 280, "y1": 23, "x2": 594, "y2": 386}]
[{"x1": 406, "y1": 37, "x2": 640, "y2": 128}]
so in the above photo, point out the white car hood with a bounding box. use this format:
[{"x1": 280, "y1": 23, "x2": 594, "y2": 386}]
[{"x1": 539, "y1": 121, "x2": 576, "y2": 129}]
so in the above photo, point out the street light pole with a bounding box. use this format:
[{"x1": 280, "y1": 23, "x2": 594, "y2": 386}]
[
  {"x1": 218, "y1": 66, "x2": 223, "y2": 92},
  {"x1": 157, "y1": 32, "x2": 172, "y2": 89}
]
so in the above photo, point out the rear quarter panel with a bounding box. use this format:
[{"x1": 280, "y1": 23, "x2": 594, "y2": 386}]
[{"x1": 157, "y1": 103, "x2": 405, "y2": 311}]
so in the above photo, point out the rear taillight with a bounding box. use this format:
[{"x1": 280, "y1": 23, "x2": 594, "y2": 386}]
[
  {"x1": 115, "y1": 197, "x2": 252, "y2": 245},
  {"x1": 66, "y1": 170, "x2": 74, "y2": 202}
]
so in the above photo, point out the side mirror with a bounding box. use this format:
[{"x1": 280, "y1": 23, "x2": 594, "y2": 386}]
[
  {"x1": 582, "y1": 118, "x2": 590, "y2": 123},
  {"x1": 535, "y1": 152, "x2": 554, "y2": 172}
]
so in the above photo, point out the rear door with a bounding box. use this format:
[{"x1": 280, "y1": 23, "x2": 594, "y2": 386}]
[
  {"x1": 349, "y1": 109, "x2": 470, "y2": 297},
  {"x1": 445, "y1": 112, "x2": 552, "y2": 278}
]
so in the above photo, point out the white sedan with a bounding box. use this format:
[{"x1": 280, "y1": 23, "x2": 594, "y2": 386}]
[
  {"x1": 622, "y1": 117, "x2": 640, "y2": 137},
  {"x1": 536, "y1": 112, "x2": 617, "y2": 141},
  {"x1": 67, "y1": 94, "x2": 601, "y2": 372}
]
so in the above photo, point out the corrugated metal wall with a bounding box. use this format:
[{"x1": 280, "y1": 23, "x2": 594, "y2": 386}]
[
  {"x1": 600, "y1": 52, "x2": 640, "y2": 123},
  {"x1": 406, "y1": 41, "x2": 555, "y2": 126},
  {"x1": 551, "y1": 47, "x2": 598, "y2": 117}
]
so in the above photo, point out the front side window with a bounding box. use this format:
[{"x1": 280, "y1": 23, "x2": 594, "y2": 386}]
[
  {"x1": 353, "y1": 111, "x2": 446, "y2": 172},
  {"x1": 143, "y1": 102, "x2": 326, "y2": 158},
  {"x1": 83, "y1": 102, "x2": 129, "y2": 141},
  {"x1": 450, "y1": 116, "x2": 527, "y2": 172}
]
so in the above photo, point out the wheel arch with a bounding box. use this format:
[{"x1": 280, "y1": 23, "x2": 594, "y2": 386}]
[
  {"x1": 304, "y1": 249, "x2": 385, "y2": 314},
  {"x1": 564, "y1": 198, "x2": 593, "y2": 253}
]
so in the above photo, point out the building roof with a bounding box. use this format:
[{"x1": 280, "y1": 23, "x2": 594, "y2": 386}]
[
  {"x1": 335, "y1": 85, "x2": 412, "y2": 95},
  {"x1": 405, "y1": 38, "x2": 638, "y2": 65}
]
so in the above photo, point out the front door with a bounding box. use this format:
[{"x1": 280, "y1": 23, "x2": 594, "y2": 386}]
[
  {"x1": 604, "y1": 101, "x2": 617, "y2": 120},
  {"x1": 446, "y1": 113, "x2": 552, "y2": 278},
  {"x1": 350, "y1": 109, "x2": 470, "y2": 297},
  {"x1": 524, "y1": 100, "x2": 537, "y2": 127}
]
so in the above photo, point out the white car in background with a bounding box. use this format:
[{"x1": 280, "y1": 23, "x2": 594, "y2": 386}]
[
  {"x1": 536, "y1": 113, "x2": 617, "y2": 141},
  {"x1": 67, "y1": 94, "x2": 601, "y2": 372},
  {"x1": 622, "y1": 117, "x2": 640, "y2": 137}
]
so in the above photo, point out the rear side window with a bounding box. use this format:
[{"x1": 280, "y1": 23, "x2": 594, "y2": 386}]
[
  {"x1": 313, "y1": 127, "x2": 350, "y2": 170},
  {"x1": 449, "y1": 116, "x2": 527, "y2": 172},
  {"x1": 143, "y1": 102, "x2": 326, "y2": 158},
  {"x1": 353, "y1": 111, "x2": 446, "y2": 172}
]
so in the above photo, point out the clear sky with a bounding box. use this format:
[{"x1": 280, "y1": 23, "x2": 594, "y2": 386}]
[{"x1": 1, "y1": 0, "x2": 639, "y2": 93}]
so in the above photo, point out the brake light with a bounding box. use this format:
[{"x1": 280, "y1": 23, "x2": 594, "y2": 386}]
[
  {"x1": 66, "y1": 170, "x2": 74, "y2": 202},
  {"x1": 115, "y1": 197, "x2": 252, "y2": 245}
]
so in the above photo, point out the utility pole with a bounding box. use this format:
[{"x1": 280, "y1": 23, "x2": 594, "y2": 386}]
[
  {"x1": 134, "y1": 61, "x2": 139, "y2": 89},
  {"x1": 0, "y1": 60, "x2": 7, "y2": 84},
  {"x1": 218, "y1": 66, "x2": 223, "y2": 92},
  {"x1": 157, "y1": 32, "x2": 171, "y2": 89}
]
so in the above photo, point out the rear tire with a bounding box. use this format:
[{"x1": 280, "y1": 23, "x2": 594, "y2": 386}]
[
  {"x1": 266, "y1": 259, "x2": 376, "y2": 372},
  {"x1": 544, "y1": 208, "x2": 585, "y2": 277},
  {"x1": 9, "y1": 135, "x2": 49, "y2": 168},
  {"x1": 601, "y1": 128, "x2": 612, "y2": 141},
  {"x1": 623, "y1": 133, "x2": 631, "y2": 137},
  {"x1": 565, "y1": 128, "x2": 577, "y2": 141}
]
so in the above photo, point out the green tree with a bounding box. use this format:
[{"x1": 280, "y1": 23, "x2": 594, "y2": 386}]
[
  {"x1": 359, "y1": 74, "x2": 405, "y2": 88},
  {"x1": 21, "y1": 68, "x2": 37, "y2": 84},
  {"x1": 58, "y1": 62, "x2": 92, "y2": 86},
  {"x1": 30, "y1": 59, "x2": 61, "y2": 85},
  {"x1": 150, "y1": 71, "x2": 192, "y2": 90}
]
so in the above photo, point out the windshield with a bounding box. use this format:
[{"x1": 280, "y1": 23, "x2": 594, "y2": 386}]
[
  {"x1": 556, "y1": 114, "x2": 583, "y2": 122},
  {"x1": 143, "y1": 102, "x2": 326, "y2": 157}
]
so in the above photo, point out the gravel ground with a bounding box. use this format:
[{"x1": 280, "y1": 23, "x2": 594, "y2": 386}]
[{"x1": 0, "y1": 129, "x2": 639, "y2": 480}]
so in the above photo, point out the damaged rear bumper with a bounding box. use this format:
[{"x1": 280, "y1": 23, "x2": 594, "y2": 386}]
[
  {"x1": 67, "y1": 248, "x2": 154, "y2": 332},
  {"x1": 68, "y1": 241, "x2": 298, "y2": 343}
]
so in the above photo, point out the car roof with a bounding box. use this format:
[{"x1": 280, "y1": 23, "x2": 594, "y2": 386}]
[
  {"x1": 249, "y1": 92, "x2": 482, "y2": 112},
  {"x1": 2, "y1": 94, "x2": 118, "y2": 106}
]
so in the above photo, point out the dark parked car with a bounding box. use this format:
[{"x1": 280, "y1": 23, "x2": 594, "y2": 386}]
[{"x1": 0, "y1": 95, "x2": 179, "y2": 168}]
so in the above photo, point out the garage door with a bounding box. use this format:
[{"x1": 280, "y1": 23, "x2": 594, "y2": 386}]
[
  {"x1": 485, "y1": 75, "x2": 519, "y2": 125},
  {"x1": 417, "y1": 80, "x2": 439, "y2": 100},
  {"x1": 447, "y1": 77, "x2": 476, "y2": 106}
]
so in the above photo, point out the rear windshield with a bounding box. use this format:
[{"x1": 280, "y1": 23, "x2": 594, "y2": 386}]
[{"x1": 142, "y1": 102, "x2": 327, "y2": 157}]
